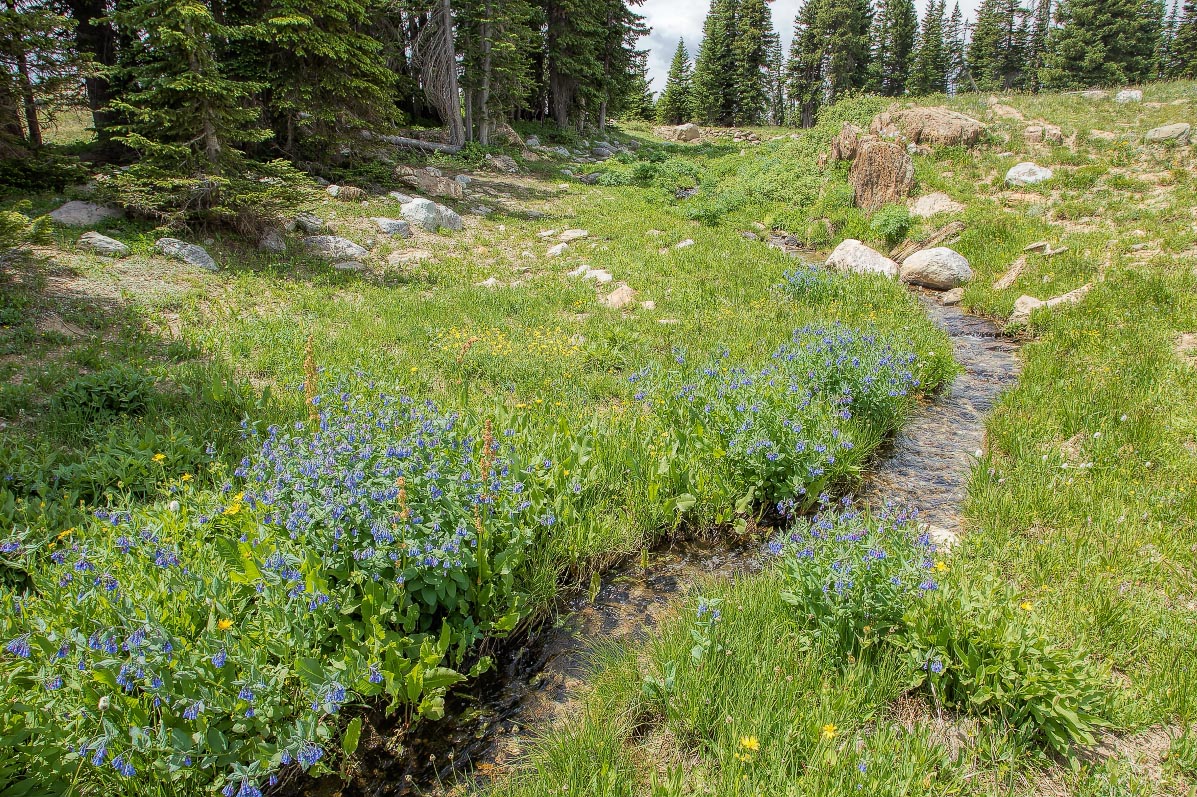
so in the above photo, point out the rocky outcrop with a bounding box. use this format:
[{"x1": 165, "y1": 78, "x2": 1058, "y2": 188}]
[
  {"x1": 77, "y1": 232, "x2": 129, "y2": 258},
  {"x1": 899, "y1": 247, "x2": 973, "y2": 290},
  {"x1": 849, "y1": 140, "x2": 914, "y2": 211},
  {"x1": 830, "y1": 123, "x2": 866, "y2": 161},
  {"x1": 400, "y1": 198, "x2": 463, "y2": 232},
  {"x1": 826, "y1": 239, "x2": 899, "y2": 278},
  {"x1": 870, "y1": 107, "x2": 985, "y2": 147},
  {"x1": 396, "y1": 166, "x2": 465, "y2": 198},
  {"x1": 1145, "y1": 123, "x2": 1192, "y2": 144}
]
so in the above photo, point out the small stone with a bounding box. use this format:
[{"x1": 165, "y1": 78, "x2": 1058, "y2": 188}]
[
  {"x1": 388, "y1": 191, "x2": 413, "y2": 204},
  {"x1": 454, "y1": 174, "x2": 472, "y2": 186},
  {"x1": 1081, "y1": 89, "x2": 1108, "y2": 100},
  {"x1": 77, "y1": 231, "x2": 129, "y2": 258},
  {"x1": 389, "y1": 250, "x2": 432, "y2": 265},
  {"x1": 49, "y1": 200, "x2": 123, "y2": 227},
  {"x1": 1145, "y1": 123, "x2": 1192, "y2": 144},
  {"x1": 1024, "y1": 241, "x2": 1050, "y2": 253},
  {"x1": 641, "y1": 300, "x2": 656, "y2": 310},
  {"x1": 1005, "y1": 162, "x2": 1054, "y2": 186},
  {"x1": 673, "y1": 123, "x2": 702, "y2": 142},
  {"x1": 372, "y1": 217, "x2": 412, "y2": 237},
  {"x1": 941, "y1": 287, "x2": 964, "y2": 306},
  {"x1": 1009, "y1": 294, "x2": 1045, "y2": 324},
  {"x1": 332, "y1": 260, "x2": 365, "y2": 272},
  {"x1": 559, "y1": 229, "x2": 589, "y2": 243},
  {"x1": 826, "y1": 239, "x2": 899, "y2": 278},
  {"x1": 583, "y1": 268, "x2": 613, "y2": 284},
  {"x1": 741, "y1": 231, "x2": 760, "y2": 240},
  {"x1": 303, "y1": 235, "x2": 369, "y2": 260},
  {"x1": 294, "y1": 212, "x2": 324, "y2": 233},
  {"x1": 900, "y1": 247, "x2": 973, "y2": 290},
  {"x1": 675, "y1": 239, "x2": 695, "y2": 249},
  {"x1": 156, "y1": 238, "x2": 217, "y2": 271},
  {"x1": 910, "y1": 192, "x2": 965, "y2": 218},
  {"x1": 326, "y1": 184, "x2": 341, "y2": 197},
  {"x1": 476, "y1": 277, "x2": 501, "y2": 288},
  {"x1": 1115, "y1": 89, "x2": 1143, "y2": 103},
  {"x1": 602, "y1": 283, "x2": 636, "y2": 309},
  {"x1": 525, "y1": 136, "x2": 541, "y2": 148},
  {"x1": 567, "y1": 264, "x2": 591, "y2": 278},
  {"x1": 258, "y1": 229, "x2": 287, "y2": 253},
  {"x1": 547, "y1": 243, "x2": 569, "y2": 257}
]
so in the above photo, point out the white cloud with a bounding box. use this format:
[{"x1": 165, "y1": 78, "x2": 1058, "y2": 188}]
[{"x1": 638, "y1": 0, "x2": 981, "y2": 94}]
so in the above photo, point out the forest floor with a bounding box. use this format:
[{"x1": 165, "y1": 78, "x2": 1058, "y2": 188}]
[{"x1": 2, "y1": 82, "x2": 1197, "y2": 797}]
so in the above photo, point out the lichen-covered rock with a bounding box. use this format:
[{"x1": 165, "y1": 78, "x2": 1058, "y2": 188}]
[
  {"x1": 900, "y1": 247, "x2": 973, "y2": 290},
  {"x1": 77, "y1": 231, "x2": 130, "y2": 258},
  {"x1": 302, "y1": 236, "x2": 369, "y2": 260},
  {"x1": 849, "y1": 140, "x2": 914, "y2": 211},
  {"x1": 372, "y1": 218, "x2": 412, "y2": 237},
  {"x1": 156, "y1": 238, "x2": 217, "y2": 271},
  {"x1": 1005, "y1": 162, "x2": 1053, "y2": 186},
  {"x1": 869, "y1": 107, "x2": 985, "y2": 147},
  {"x1": 826, "y1": 239, "x2": 899, "y2": 278},
  {"x1": 50, "y1": 201, "x2": 123, "y2": 227},
  {"x1": 1145, "y1": 123, "x2": 1191, "y2": 144}
]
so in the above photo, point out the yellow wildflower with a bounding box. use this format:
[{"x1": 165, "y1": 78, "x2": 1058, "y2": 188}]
[
  {"x1": 934, "y1": 561, "x2": 948, "y2": 573},
  {"x1": 56, "y1": 528, "x2": 75, "y2": 541},
  {"x1": 821, "y1": 723, "x2": 837, "y2": 740},
  {"x1": 181, "y1": 473, "x2": 193, "y2": 483},
  {"x1": 152, "y1": 453, "x2": 166, "y2": 463},
  {"x1": 739, "y1": 736, "x2": 760, "y2": 751},
  {"x1": 1020, "y1": 601, "x2": 1033, "y2": 611},
  {"x1": 217, "y1": 619, "x2": 233, "y2": 631}
]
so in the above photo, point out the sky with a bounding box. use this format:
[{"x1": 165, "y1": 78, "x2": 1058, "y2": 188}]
[{"x1": 637, "y1": 0, "x2": 982, "y2": 94}]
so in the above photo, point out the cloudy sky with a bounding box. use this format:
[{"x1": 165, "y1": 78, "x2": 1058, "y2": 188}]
[{"x1": 638, "y1": 0, "x2": 982, "y2": 94}]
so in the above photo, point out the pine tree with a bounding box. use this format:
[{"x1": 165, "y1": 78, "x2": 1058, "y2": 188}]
[
  {"x1": 0, "y1": 0, "x2": 80, "y2": 150},
  {"x1": 822, "y1": 0, "x2": 875, "y2": 99},
  {"x1": 968, "y1": 0, "x2": 1030, "y2": 89},
  {"x1": 657, "y1": 38, "x2": 693, "y2": 124},
  {"x1": 911, "y1": 0, "x2": 949, "y2": 95},
  {"x1": 944, "y1": 2, "x2": 969, "y2": 90},
  {"x1": 765, "y1": 33, "x2": 786, "y2": 124},
  {"x1": 1159, "y1": 0, "x2": 1179, "y2": 76},
  {"x1": 692, "y1": 0, "x2": 738, "y2": 125},
  {"x1": 874, "y1": 0, "x2": 918, "y2": 95},
  {"x1": 1026, "y1": 0, "x2": 1052, "y2": 90},
  {"x1": 110, "y1": 0, "x2": 269, "y2": 170},
  {"x1": 619, "y1": 52, "x2": 656, "y2": 121},
  {"x1": 223, "y1": 0, "x2": 398, "y2": 157},
  {"x1": 1040, "y1": 0, "x2": 1162, "y2": 87},
  {"x1": 1174, "y1": 0, "x2": 1197, "y2": 76},
  {"x1": 457, "y1": 0, "x2": 539, "y2": 143},
  {"x1": 733, "y1": 0, "x2": 777, "y2": 125},
  {"x1": 545, "y1": 0, "x2": 606, "y2": 128},
  {"x1": 785, "y1": 0, "x2": 823, "y2": 127}
]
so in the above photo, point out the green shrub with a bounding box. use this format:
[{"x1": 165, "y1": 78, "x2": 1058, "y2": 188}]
[
  {"x1": 51, "y1": 366, "x2": 157, "y2": 426},
  {"x1": 0, "y1": 154, "x2": 90, "y2": 194},
  {"x1": 870, "y1": 204, "x2": 913, "y2": 246},
  {"x1": 899, "y1": 578, "x2": 1110, "y2": 758}
]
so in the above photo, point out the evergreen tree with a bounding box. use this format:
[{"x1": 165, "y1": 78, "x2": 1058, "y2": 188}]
[
  {"x1": 911, "y1": 0, "x2": 949, "y2": 95},
  {"x1": 1026, "y1": 0, "x2": 1052, "y2": 90},
  {"x1": 944, "y1": 2, "x2": 970, "y2": 90},
  {"x1": 765, "y1": 33, "x2": 786, "y2": 124},
  {"x1": 0, "y1": 0, "x2": 80, "y2": 150},
  {"x1": 223, "y1": 0, "x2": 398, "y2": 157},
  {"x1": 457, "y1": 0, "x2": 539, "y2": 143},
  {"x1": 1159, "y1": 0, "x2": 1180, "y2": 76},
  {"x1": 110, "y1": 0, "x2": 269, "y2": 169},
  {"x1": 785, "y1": 0, "x2": 872, "y2": 127},
  {"x1": 785, "y1": 0, "x2": 823, "y2": 127},
  {"x1": 544, "y1": 0, "x2": 605, "y2": 128},
  {"x1": 968, "y1": 0, "x2": 1030, "y2": 89},
  {"x1": 1174, "y1": 0, "x2": 1197, "y2": 76},
  {"x1": 874, "y1": 0, "x2": 918, "y2": 95},
  {"x1": 732, "y1": 0, "x2": 775, "y2": 124},
  {"x1": 692, "y1": 0, "x2": 738, "y2": 125},
  {"x1": 657, "y1": 38, "x2": 693, "y2": 124},
  {"x1": 1040, "y1": 0, "x2": 1162, "y2": 87}
]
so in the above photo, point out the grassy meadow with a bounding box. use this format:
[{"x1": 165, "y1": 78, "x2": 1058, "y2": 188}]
[{"x1": 1, "y1": 82, "x2": 1196, "y2": 796}]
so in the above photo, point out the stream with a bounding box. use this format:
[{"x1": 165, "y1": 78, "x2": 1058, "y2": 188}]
[{"x1": 304, "y1": 293, "x2": 1021, "y2": 796}]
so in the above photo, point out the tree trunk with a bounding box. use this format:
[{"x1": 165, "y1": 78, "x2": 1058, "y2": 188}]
[
  {"x1": 440, "y1": 0, "x2": 465, "y2": 146},
  {"x1": 64, "y1": 0, "x2": 119, "y2": 144},
  {"x1": 6, "y1": 0, "x2": 40, "y2": 147},
  {"x1": 478, "y1": 2, "x2": 492, "y2": 146}
]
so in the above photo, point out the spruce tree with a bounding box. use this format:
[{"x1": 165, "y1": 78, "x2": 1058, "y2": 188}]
[
  {"x1": 110, "y1": 0, "x2": 269, "y2": 170},
  {"x1": 911, "y1": 0, "x2": 949, "y2": 95},
  {"x1": 545, "y1": 0, "x2": 606, "y2": 128},
  {"x1": 733, "y1": 0, "x2": 776, "y2": 124},
  {"x1": 765, "y1": 33, "x2": 786, "y2": 124},
  {"x1": 657, "y1": 38, "x2": 694, "y2": 124},
  {"x1": 968, "y1": 0, "x2": 1030, "y2": 89},
  {"x1": 692, "y1": 0, "x2": 738, "y2": 125},
  {"x1": 874, "y1": 0, "x2": 918, "y2": 96},
  {"x1": 785, "y1": 0, "x2": 824, "y2": 127},
  {"x1": 1174, "y1": 0, "x2": 1197, "y2": 77},
  {"x1": 944, "y1": 2, "x2": 970, "y2": 90},
  {"x1": 1040, "y1": 0, "x2": 1162, "y2": 87},
  {"x1": 822, "y1": 0, "x2": 875, "y2": 99},
  {"x1": 1159, "y1": 0, "x2": 1180, "y2": 77},
  {"x1": 1026, "y1": 0, "x2": 1052, "y2": 90},
  {"x1": 0, "y1": 0, "x2": 80, "y2": 150}
]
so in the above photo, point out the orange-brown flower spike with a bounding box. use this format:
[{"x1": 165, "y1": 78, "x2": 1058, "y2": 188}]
[{"x1": 397, "y1": 477, "x2": 410, "y2": 521}]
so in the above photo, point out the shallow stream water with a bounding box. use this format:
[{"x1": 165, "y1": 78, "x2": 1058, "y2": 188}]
[{"x1": 303, "y1": 294, "x2": 1021, "y2": 796}]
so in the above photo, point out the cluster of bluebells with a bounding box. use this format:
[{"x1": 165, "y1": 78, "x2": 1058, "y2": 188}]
[
  {"x1": 635, "y1": 324, "x2": 923, "y2": 510},
  {"x1": 772, "y1": 497, "x2": 943, "y2": 660},
  {"x1": 776, "y1": 264, "x2": 842, "y2": 302}
]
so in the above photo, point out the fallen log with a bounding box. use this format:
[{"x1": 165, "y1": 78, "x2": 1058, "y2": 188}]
[
  {"x1": 891, "y1": 220, "x2": 966, "y2": 263},
  {"x1": 376, "y1": 134, "x2": 462, "y2": 155}
]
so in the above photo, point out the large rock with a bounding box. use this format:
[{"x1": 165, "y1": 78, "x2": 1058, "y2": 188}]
[
  {"x1": 156, "y1": 238, "x2": 217, "y2": 271},
  {"x1": 396, "y1": 166, "x2": 464, "y2": 198},
  {"x1": 1115, "y1": 89, "x2": 1143, "y2": 103},
  {"x1": 849, "y1": 139, "x2": 914, "y2": 211},
  {"x1": 673, "y1": 123, "x2": 702, "y2": 142},
  {"x1": 1145, "y1": 123, "x2": 1192, "y2": 144},
  {"x1": 302, "y1": 236, "x2": 369, "y2": 260},
  {"x1": 1005, "y1": 162, "x2": 1054, "y2": 186},
  {"x1": 258, "y1": 229, "x2": 287, "y2": 253},
  {"x1": 1009, "y1": 284, "x2": 1092, "y2": 324},
  {"x1": 485, "y1": 154, "x2": 520, "y2": 174},
  {"x1": 50, "y1": 201, "x2": 123, "y2": 227},
  {"x1": 1024, "y1": 124, "x2": 1064, "y2": 145},
  {"x1": 899, "y1": 247, "x2": 973, "y2": 290},
  {"x1": 826, "y1": 239, "x2": 899, "y2": 278},
  {"x1": 830, "y1": 123, "x2": 866, "y2": 161},
  {"x1": 400, "y1": 198, "x2": 462, "y2": 232},
  {"x1": 910, "y1": 192, "x2": 965, "y2": 218},
  {"x1": 372, "y1": 217, "x2": 412, "y2": 237},
  {"x1": 77, "y1": 231, "x2": 129, "y2": 258},
  {"x1": 869, "y1": 107, "x2": 985, "y2": 147},
  {"x1": 293, "y1": 212, "x2": 324, "y2": 233}
]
